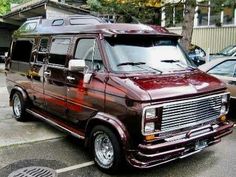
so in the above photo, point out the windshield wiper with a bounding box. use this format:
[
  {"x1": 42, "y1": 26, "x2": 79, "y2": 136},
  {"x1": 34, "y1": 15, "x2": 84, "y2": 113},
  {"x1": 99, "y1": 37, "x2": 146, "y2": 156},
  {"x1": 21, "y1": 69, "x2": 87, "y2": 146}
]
[
  {"x1": 117, "y1": 61, "x2": 162, "y2": 74},
  {"x1": 161, "y1": 59, "x2": 180, "y2": 63},
  {"x1": 161, "y1": 59, "x2": 195, "y2": 70},
  {"x1": 141, "y1": 65, "x2": 162, "y2": 74},
  {"x1": 117, "y1": 62, "x2": 146, "y2": 67}
]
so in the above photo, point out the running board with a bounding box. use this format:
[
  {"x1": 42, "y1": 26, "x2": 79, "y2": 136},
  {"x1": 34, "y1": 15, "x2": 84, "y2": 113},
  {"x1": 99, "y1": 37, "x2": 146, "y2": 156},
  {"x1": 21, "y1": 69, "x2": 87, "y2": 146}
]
[{"x1": 26, "y1": 108, "x2": 85, "y2": 140}]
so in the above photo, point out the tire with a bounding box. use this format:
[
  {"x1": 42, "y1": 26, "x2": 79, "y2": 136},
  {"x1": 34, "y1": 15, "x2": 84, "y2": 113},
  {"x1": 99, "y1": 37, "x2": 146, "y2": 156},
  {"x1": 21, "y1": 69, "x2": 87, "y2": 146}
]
[
  {"x1": 90, "y1": 125, "x2": 123, "y2": 173},
  {"x1": 12, "y1": 92, "x2": 27, "y2": 121}
]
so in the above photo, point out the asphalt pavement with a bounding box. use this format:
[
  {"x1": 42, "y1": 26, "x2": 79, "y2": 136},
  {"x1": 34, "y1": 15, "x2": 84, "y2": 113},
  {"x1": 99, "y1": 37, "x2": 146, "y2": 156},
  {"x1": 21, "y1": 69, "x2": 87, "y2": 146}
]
[
  {"x1": 0, "y1": 63, "x2": 236, "y2": 177},
  {"x1": 0, "y1": 65, "x2": 65, "y2": 148}
]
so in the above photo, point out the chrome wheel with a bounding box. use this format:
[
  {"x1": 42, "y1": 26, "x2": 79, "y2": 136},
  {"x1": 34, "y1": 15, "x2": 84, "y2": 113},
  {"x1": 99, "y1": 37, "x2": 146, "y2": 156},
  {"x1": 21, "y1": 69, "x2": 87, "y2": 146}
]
[
  {"x1": 13, "y1": 94, "x2": 22, "y2": 117},
  {"x1": 94, "y1": 133, "x2": 114, "y2": 168}
]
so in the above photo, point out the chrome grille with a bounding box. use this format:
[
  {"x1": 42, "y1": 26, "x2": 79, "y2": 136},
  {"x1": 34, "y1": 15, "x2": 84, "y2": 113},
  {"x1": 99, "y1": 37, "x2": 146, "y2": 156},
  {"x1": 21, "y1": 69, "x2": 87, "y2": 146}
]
[{"x1": 161, "y1": 95, "x2": 222, "y2": 131}]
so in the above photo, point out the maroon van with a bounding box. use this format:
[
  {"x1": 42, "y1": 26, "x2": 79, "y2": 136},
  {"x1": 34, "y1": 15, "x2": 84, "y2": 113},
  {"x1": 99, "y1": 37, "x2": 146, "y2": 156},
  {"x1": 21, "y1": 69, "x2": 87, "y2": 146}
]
[{"x1": 5, "y1": 15, "x2": 233, "y2": 173}]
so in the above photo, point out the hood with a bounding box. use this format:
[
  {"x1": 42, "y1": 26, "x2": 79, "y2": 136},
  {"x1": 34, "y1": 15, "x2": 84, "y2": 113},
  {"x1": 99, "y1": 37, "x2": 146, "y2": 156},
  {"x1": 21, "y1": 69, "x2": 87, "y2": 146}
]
[{"x1": 109, "y1": 70, "x2": 226, "y2": 102}]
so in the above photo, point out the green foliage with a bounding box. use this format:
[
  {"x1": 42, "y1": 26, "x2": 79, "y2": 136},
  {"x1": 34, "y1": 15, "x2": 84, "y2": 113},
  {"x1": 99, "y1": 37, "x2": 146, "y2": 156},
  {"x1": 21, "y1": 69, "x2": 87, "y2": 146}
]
[
  {"x1": 0, "y1": 0, "x2": 31, "y2": 15},
  {"x1": 86, "y1": 0, "x2": 102, "y2": 11},
  {"x1": 0, "y1": 0, "x2": 10, "y2": 15},
  {"x1": 87, "y1": 0, "x2": 159, "y2": 23},
  {"x1": 87, "y1": 0, "x2": 236, "y2": 24}
]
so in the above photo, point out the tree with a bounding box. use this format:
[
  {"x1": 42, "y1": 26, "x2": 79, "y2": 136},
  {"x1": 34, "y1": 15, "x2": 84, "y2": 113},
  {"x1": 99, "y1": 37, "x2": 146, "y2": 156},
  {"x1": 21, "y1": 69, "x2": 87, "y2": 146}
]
[
  {"x1": 180, "y1": 0, "x2": 236, "y2": 52},
  {"x1": 87, "y1": 0, "x2": 161, "y2": 23},
  {"x1": 0, "y1": 0, "x2": 31, "y2": 15},
  {"x1": 0, "y1": 0, "x2": 10, "y2": 15},
  {"x1": 179, "y1": 0, "x2": 196, "y2": 52},
  {"x1": 88, "y1": 0, "x2": 236, "y2": 52}
]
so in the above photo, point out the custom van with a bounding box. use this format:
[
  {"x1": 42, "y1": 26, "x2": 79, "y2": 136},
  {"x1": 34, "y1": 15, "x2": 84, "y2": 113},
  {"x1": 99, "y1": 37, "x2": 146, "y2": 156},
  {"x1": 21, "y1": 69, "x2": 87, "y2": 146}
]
[{"x1": 5, "y1": 15, "x2": 234, "y2": 173}]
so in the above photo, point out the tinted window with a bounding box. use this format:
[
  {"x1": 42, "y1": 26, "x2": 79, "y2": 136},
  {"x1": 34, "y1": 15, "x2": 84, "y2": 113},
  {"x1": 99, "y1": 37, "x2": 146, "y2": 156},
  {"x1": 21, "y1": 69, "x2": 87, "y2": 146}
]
[
  {"x1": 105, "y1": 36, "x2": 192, "y2": 73},
  {"x1": 52, "y1": 19, "x2": 64, "y2": 26},
  {"x1": 74, "y1": 39, "x2": 103, "y2": 71},
  {"x1": 12, "y1": 40, "x2": 33, "y2": 62},
  {"x1": 39, "y1": 38, "x2": 48, "y2": 52},
  {"x1": 20, "y1": 22, "x2": 37, "y2": 32},
  {"x1": 219, "y1": 45, "x2": 236, "y2": 56},
  {"x1": 37, "y1": 38, "x2": 49, "y2": 62},
  {"x1": 208, "y1": 60, "x2": 236, "y2": 77},
  {"x1": 70, "y1": 18, "x2": 101, "y2": 25},
  {"x1": 49, "y1": 38, "x2": 70, "y2": 65}
]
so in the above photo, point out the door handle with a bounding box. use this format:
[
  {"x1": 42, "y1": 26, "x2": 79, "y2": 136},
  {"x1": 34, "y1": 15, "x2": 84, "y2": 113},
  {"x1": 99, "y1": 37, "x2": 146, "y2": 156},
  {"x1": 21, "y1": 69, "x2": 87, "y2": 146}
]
[
  {"x1": 67, "y1": 76, "x2": 75, "y2": 81},
  {"x1": 44, "y1": 71, "x2": 51, "y2": 77}
]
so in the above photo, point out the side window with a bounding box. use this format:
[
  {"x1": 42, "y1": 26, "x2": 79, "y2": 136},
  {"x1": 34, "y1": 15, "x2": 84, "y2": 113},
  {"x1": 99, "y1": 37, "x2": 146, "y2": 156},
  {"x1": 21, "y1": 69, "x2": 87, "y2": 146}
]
[
  {"x1": 208, "y1": 60, "x2": 236, "y2": 77},
  {"x1": 74, "y1": 38, "x2": 103, "y2": 71},
  {"x1": 19, "y1": 22, "x2": 37, "y2": 32},
  {"x1": 37, "y1": 38, "x2": 49, "y2": 63},
  {"x1": 12, "y1": 40, "x2": 33, "y2": 62},
  {"x1": 49, "y1": 38, "x2": 70, "y2": 66}
]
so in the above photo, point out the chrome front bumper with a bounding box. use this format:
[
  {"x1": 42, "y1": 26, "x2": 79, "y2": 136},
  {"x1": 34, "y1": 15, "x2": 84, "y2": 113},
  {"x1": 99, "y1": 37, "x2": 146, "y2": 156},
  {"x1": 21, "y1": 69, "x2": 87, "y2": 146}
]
[{"x1": 127, "y1": 121, "x2": 234, "y2": 169}]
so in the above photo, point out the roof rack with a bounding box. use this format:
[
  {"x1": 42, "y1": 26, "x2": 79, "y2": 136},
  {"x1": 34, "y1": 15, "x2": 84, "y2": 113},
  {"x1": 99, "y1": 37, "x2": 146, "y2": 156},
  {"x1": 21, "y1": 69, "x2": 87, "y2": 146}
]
[
  {"x1": 14, "y1": 15, "x2": 178, "y2": 38},
  {"x1": 25, "y1": 15, "x2": 106, "y2": 26},
  {"x1": 18, "y1": 15, "x2": 107, "y2": 33}
]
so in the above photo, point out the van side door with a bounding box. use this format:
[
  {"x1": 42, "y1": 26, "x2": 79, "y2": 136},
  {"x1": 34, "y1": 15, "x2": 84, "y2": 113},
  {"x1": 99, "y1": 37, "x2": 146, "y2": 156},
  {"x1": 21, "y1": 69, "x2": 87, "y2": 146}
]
[
  {"x1": 66, "y1": 36, "x2": 106, "y2": 123},
  {"x1": 29, "y1": 37, "x2": 49, "y2": 110},
  {"x1": 44, "y1": 37, "x2": 71, "y2": 118}
]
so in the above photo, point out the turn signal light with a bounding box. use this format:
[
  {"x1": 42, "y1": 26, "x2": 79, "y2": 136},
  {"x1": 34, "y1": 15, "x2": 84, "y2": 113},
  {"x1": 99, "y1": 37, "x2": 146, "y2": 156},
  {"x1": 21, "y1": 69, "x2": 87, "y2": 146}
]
[
  {"x1": 145, "y1": 134, "x2": 155, "y2": 141},
  {"x1": 219, "y1": 115, "x2": 227, "y2": 122}
]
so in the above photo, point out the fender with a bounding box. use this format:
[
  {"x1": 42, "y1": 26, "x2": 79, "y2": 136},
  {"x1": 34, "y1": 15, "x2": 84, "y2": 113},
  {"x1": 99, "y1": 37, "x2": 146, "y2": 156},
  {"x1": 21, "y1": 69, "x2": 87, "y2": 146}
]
[
  {"x1": 9, "y1": 86, "x2": 28, "y2": 106},
  {"x1": 86, "y1": 112, "x2": 130, "y2": 150}
]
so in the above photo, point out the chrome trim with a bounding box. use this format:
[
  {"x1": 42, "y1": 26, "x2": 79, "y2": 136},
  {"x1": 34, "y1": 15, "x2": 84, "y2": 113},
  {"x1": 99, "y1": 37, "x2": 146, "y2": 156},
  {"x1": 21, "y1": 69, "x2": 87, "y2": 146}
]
[
  {"x1": 164, "y1": 124, "x2": 219, "y2": 142},
  {"x1": 137, "y1": 147, "x2": 185, "y2": 158},
  {"x1": 26, "y1": 109, "x2": 85, "y2": 140},
  {"x1": 179, "y1": 149, "x2": 202, "y2": 159},
  {"x1": 231, "y1": 96, "x2": 236, "y2": 99},
  {"x1": 141, "y1": 92, "x2": 230, "y2": 136}
]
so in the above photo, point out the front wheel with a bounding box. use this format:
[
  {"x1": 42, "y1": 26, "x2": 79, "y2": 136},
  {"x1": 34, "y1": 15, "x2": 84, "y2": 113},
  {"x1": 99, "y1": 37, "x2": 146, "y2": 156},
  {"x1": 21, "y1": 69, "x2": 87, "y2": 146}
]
[
  {"x1": 12, "y1": 92, "x2": 27, "y2": 121},
  {"x1": 90, "y1": 125, "x2": 123, "y2": 173}
]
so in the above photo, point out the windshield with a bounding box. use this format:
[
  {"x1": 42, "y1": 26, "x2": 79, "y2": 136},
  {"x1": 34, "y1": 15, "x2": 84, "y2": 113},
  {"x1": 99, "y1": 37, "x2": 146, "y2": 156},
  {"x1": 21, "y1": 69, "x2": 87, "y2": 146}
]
[
  {"x1": 104, "y1": 36, "x2": 194, "y2": 73},
  {"x1": 219, "y1": 45, "x2": 236, "y2": 56}
]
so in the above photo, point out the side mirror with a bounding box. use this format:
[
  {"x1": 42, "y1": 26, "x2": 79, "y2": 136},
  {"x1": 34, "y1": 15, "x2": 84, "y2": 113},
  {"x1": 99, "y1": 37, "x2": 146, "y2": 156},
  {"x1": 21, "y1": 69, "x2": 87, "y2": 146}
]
[{"x1": 68, "y1": 59, "x2": 85, "y2": 71}]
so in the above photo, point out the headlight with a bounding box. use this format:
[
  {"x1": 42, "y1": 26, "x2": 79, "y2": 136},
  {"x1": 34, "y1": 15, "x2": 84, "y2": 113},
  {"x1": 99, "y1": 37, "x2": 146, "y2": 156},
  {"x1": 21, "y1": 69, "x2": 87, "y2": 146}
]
[
  {"x1": 145, "y1": 108, "x2": 156, "y2": 119},
  {"x1": 144, "y1": 122, "x2": 155, "y2": 133},
  {"x1": 143, "y1": 107, "x2": 162, "y2": 135},
  {"x1": 220, "y1": 105, "x2": 227, "y2": 114},
  {"x1": 222, "y1": 94, "x2": 229, "y2": 103},
  {"x1": 220, "y1": 94, "x2": 230, "y2": 115}
]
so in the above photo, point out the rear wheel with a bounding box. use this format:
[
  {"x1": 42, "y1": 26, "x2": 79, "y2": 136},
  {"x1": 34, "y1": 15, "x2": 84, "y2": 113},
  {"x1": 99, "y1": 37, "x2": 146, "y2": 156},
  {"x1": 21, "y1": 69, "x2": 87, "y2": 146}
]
[
  {"x1": 90, "y1": 125, "x2": 123, "y2": 173},
  {"x1": 12, "y1": 92, "x2": 27, "y2": 121}
]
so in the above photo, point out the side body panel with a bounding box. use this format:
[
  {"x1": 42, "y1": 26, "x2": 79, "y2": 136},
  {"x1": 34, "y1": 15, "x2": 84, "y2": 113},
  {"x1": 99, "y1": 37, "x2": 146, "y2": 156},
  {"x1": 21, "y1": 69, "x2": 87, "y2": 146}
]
[
  {"x1": 66, "y1": 35, "x2": 106, "y2": 124},
  {"x1": 44, "y1": 65, "x2": 67, "y2": 118}
]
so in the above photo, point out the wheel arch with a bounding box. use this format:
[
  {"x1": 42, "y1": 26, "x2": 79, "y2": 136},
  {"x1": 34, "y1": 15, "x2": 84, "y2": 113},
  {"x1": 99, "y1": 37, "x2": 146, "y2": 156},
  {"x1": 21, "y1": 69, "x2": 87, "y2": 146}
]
[
  {"x1": 85, "y1": 112, "x2": 130, "y2": 151},
  {"x1": 9, "y1": 86, "x2": 28, "y2": 106}
]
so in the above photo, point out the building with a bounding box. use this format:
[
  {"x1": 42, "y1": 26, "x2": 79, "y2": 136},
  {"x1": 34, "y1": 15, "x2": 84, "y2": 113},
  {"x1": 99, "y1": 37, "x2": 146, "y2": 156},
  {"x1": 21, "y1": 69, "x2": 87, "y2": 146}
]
[
  {"x1": 163, "y1": 0, "x2": 236, "y2": 53},
  {"x1": 0, "y1": 0, "x2": 88, "y2": 54}
]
